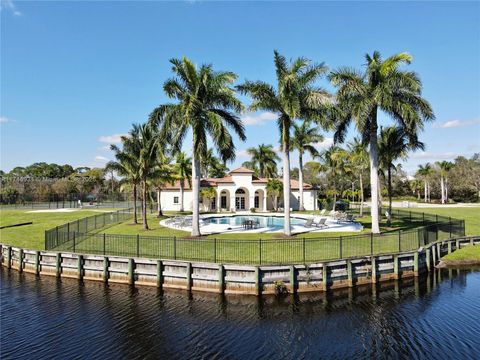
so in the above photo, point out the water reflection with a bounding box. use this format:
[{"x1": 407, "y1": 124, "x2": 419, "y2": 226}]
[{"x1": 1, "y1": 267, "x2": 479, "y2": 359}]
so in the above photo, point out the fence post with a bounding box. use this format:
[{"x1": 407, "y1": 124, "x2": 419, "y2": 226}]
[
  {"x1": 259, "y1": 238, "x2": 262, "y2": 265},
  {"x1": 136, "y1": 234, "x2": 140, "y2": 258},
  {"x1": 449, "y1": 217, "x2": 452, "y2": 238},
  {"x1": 218, "y1": 264, "x2": 225, "y2": 294},
  {"x1": 77, "y1": 219, "x2": 80, "y2": 233},
  {"x1": 67, "y1": 223, "x2": 70, "y2": 242},
  {"x1": 214, "y1": 238, "x2": 217, "y2": 263},
  {"x1": 18, "y1": 248, "x2": 23, "y2": 273},
  {"x1": 339, "y1": 236, "x2": 343, "y2": 258},
  {"x1": 303, "y1": 238, "x2": 306, "y2": 263},
  {"x1": 35, "y1": 251, "x2": 40, "y2": 275},
  {"x1": 173, "y1": 236, "x2": 177, "y2": 260},
  {"x1": 398, "y1": 231, "x2": 401, "y2": 252},
  {"x1": 370, "y1": 233, "x2": 374, "y2": 255},
  {"x1": 103, "y1": 233, "x2": 106, "y2": 256},
  {"x1": 157, "y1": 260, "x2": 163, "y2": 288},
  {"x1": 7, "y1": 246, "x2": 12, "y2": 269},
  {"x1": 56, "y1": 226, "x2": 59, "y2": 244},
  {"x1": 73, "y1": 232, "x2": 76, "y2": 253}
]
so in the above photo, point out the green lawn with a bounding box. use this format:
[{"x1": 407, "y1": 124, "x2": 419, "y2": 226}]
[
  {"x1": 406, "y1": 207, "x2": 480, "y2": 236},
  {"x1": 442, "y1": 245, "x2": 480, "y2": 263},
  {"x1": 0, "y1": 208, "x2": 118, "y2": 250}
]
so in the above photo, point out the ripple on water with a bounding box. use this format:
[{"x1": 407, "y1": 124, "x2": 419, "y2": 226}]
[{"x1": 1, "y1": 268, "x2": 480, "y2": 360}]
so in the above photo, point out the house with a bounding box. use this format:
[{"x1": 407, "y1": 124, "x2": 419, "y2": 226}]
[{"x1": 160, "y1": 167, "x2": 318, "y2": 212}]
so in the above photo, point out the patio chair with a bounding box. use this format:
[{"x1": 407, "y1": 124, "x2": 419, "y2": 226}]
[
  {"x1": 314, "y1": 217, "x2": 328, "y2": 228},
  {"x1": 319, "y1": 209, "x2": 326, "y2": 216},
  {"x1": 304, "y1": 218, "x2": 315, "y2": 228}
]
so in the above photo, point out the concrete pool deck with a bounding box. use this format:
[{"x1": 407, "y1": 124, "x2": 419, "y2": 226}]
[{"x1": 159, "y1": 212, "x2": 363, "y2": 235}]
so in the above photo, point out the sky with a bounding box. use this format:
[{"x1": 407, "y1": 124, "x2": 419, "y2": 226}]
[{"x1": 1, "y1": 0, "x2": 479, "y2": 175}]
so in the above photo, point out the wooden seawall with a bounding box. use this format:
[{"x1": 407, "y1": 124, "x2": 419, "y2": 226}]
[{"x1": 1, "y1": 236, "x2": 478, "y2": 296}]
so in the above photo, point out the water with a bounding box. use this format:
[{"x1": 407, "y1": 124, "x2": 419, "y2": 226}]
[
  {"x1": 204, "y1": 215, "x2": 307, "y2": 227},
  {"x1": 1, "y1": 267, "x2": 479, "y2": 359}
]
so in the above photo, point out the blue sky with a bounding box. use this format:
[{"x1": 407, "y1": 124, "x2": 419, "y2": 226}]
[{"x1": 1, "y1": 1, "x2": 479, "y2": 175}]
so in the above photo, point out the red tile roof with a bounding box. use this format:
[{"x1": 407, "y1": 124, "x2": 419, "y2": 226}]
[{"x1": 228, "y1": 166, "x2": 255, "y2": 174}]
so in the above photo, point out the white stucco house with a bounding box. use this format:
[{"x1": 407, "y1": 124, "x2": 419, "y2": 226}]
[{"x1": 160, "y1": 167, "x2": 318, "y2": 212}]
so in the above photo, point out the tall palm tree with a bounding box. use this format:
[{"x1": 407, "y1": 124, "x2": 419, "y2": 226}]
[
  {"x1": 347, "y1": 137, "x2": 369, "y2": 216},
  {"x1": 246, "y1": 144, "x2": 280, "y2": 178},
  {"x1": 330, "y1": 51, "x2": 434, "y2": 233},
  {"x1": 378, "y1": 126, "x2": 425, "y2": 224},
  {"x1": 174, "y1": 152, "x2": 192, "y2": 212},
  {"x1": 417, "y1": 163, "x2": 433, "y2": 203},
  {"x1": 436, "y1": 161, "x2": 454, "y2": 204},
  {"x1": 291, "y1": 121, "x2": 323, "y2": 210},
  {"x1": 135, "y1": 123, "x2": 161, "y2": 230},
  {"x1": 200, "y1": 148, "x2": 216, "y2": 178},
  {"x1": 321, "y1": 145, "x2": 349, "y2": 211},
  {"x1": 106, "y1": 132, "x2": 141, "y2": 224},
  {"x1": 150, "y1": 57, "x2": 246, "y2": 236},
  {"x1": 238, "y1": 51, "x2": 331, "y2": 235},
  {"x1": 149, "y1": 149, "x2": 175, "y2": 217}
]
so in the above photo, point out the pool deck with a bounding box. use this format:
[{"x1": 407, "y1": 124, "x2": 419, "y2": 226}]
[{"x1": 159, "y1": 212, "x2": 363, "y2": 235}]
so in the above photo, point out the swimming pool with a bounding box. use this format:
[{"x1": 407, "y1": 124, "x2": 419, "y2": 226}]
[{"x1": 204, "y1": 215, "x2": 308, "y2": 228}]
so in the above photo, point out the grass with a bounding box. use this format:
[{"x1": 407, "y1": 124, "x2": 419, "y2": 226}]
[
  {"x1": 1, "y1": 206, "x2": 478, "y2": 264},
  {"x1": 406, "y1": 207, "x2": 480, "y2": 236},
  {"x1": 0, "y1": 208, "x2": 119, "y2": 250},
  {"x1": 442, "y1": 245, "x2": 480, "y2": 263}
]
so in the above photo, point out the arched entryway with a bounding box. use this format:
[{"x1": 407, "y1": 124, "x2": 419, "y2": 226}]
[
  {"x1": 219, "y1": 189, "x2": 230, "y2": 211},
  {"x1": 235, "y1": 188, "x2": 249, "y2": 211},
  {"x1": 254, "y1": 189, "x2": 265, "y2": 211}
]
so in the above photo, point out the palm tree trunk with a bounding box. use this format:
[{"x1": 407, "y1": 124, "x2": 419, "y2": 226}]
[
  {"x1": 387, "y1": 166, "x2": 392, "y2": 226},
  {"x1": 359, "y1": 174, "x2": 364, "y2": 217},
  {"x1": 191, "y1": 142, "x2": 201, "y2": 237},
  {"x1": 369, "y1": 114, "x2": 380, "y2": 234},
  {"x1": 180, "y1": 180, "x2": 185, "y2": 212},
  {"x1": 157, "y1": 188, "x2": 163, "y2": 217},
  {"x1": 142, "y1": 180, "x2": 149, "y2": 230},
  {"x1": 440, "y1": 175, "x2": 445, "y2": 204},
  {"x1": 283, "y1": 142, "x2": 291, "y2": 236},
  {"x1": 445, "y1": 179, "x2": 449, "y2": 202},
  {"x1": 424, "y1": 180, "x2": 427, "y2": 203},
  {"x1": 133, "y1": 183, "x2": 138, "y2": 224},
  {"x1": 298, "y1": 151, "x2": 304, "y2": 211}
]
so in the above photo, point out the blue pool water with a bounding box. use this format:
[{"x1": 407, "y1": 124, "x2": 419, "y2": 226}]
[{"x1": 204, "y1": 215, "x2": 308, "y2": 228}]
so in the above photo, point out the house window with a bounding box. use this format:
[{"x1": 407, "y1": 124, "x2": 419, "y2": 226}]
[
  {"x1": 221, "y1": 196, "x2": 227, "y2": 208},
  {"x1": 173, "y1": 196, "x2": 179, "y2": 204},
  {"x1": 211, "y1": 199, "x2": 216, "y2": 210},
  {"x1": 254, "y1": 196, "x2": 259, "y2": 208}
]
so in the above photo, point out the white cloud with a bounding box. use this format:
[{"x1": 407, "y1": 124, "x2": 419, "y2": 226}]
[
  {"x1": 237, "y1": 149, "x2": 250, "y2": 158},
  {"x1": 241, "y1": 111, "x2": 277, "y2": 126},
  {"x1": 432, "y1": 118, "x2": 480, "y2": 129},
  {"x1": 98, "y1": 133, "x2": 127, "y2": 144},
  {"x1": 411, "y1": 151, "x2": 462, "y2": 160},
  {"x1": 314, "y1": 137, "x2": 334, "y2": 149},
  {"x1": 0, "y1": 116, "x2": 11, "y2": 123},
  {"x1": 0, "y1": 0, "x2": 21, "y2": 16},
  {"x1": 94, "y1": 155, "x2": 109, "y2": 162}
]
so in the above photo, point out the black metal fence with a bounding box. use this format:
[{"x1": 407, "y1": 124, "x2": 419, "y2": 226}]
[
  {"x1": 44, "y1": 208, "x2": 466, "y2": 265},
  {"x1": 44, "y1": 207, "x2": 138, "y2": 250}
]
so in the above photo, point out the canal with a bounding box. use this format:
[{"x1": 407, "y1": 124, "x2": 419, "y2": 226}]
[{"x1": 1, "y1": 267, "x2": 479, "y2": 359}]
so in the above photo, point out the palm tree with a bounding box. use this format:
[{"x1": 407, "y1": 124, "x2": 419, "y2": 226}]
[
  {"x1": 238, "y1": 51, "x2": 331, "y2": 235},
  {"x1": 417, "y1": 163, "x2": 433, "y2": 203},
  {"x1": 347, "y1": 137, "x2": 369, "y2": 216},
  {"x1": 246, "y1": 144, "x2": 280, "y2": 178},
  {"x1": 174, "y1": 152, "x2": 192, "y2": 212},
  {"x1": 321, "y1": 145, "x2": 349, "y2": 211},
  {"x1": 266, "y1": 178, "x2": 283, "y2": 211},
  {"x1": 200, "y1": 148, "x2": 216, "y2": 178},
  {"x1": 291, "y1": 121, "x2": 323, "y2": 210},
  {"x1": 378, "y1": 126, "x2": 425, "y2": 224},
  {"x1": 106, "y1": 133, "x2": 141, "y2": 224},
  {"x1": 150, "y1": 57, "x2": 246, "y2": 236},
  {"x1": 330, "y1": 51, "x2": 434, "y2": 233},
  {"x1": 149, "y1": 149, "x2": 175, "y2": 217},
  {"x1": 135, "y1": 123, "x2": 161, "y2": 230},
  {"x1": 410, "y1": 179, "x2": 422, "y2": 201},
  {"x1": 436, "y1": 161, "x2": 454, "y2": 204}
]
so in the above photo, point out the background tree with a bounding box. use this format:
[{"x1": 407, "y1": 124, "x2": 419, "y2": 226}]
[
  {"x1": 347, "y1": 137, "x2": 369, "y2": 216},
  {"x1": 321, "y1": 145, "x2": 349, "y2": 211},
  {"x1": 200, "y1": 187, "x2": 217, "y2": 212},
  {"x1": 238, "y1": 51, "x2": 331, "y2": 235},
  {"x1": 330, "y1": 51, "x2": 434, "y2": 233},
  {"x1": 436, "y1": 161, "x2": 454, "y2": 204},
  {"x1": 291, "y1": 120, "x2": 323, "y2": 210},
  {"x1": 416, "y1": 163, "x2": 433, "y2": 203},
  {"x1": 150, "y1": 57, "x2": 246, "y2": 236},
  {"x1": 174, "y1": 152, "x2": 192, "y2": 212},
  {"x1": 378, "y1": 126, "x2": 424, "y2": 224},
  {"x1": 246, "y1": 143, "x2": 280, "y2": 178},
  {"x1": 266, "y1": 178, "x2": 283, "y2": 211}
]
